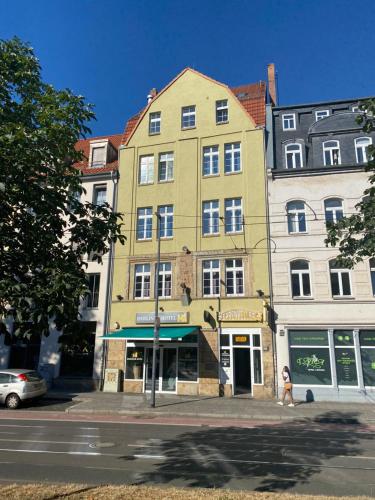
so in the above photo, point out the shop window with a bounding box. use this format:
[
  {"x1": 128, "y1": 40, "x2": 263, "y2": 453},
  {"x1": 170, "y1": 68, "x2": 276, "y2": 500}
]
[
  {"x1": 360, "y1": 330, "x2": 375, "y2": 386},
  {"x1": 334, "y1": 330, "x2": 358, "y2": 386},
  {"x1": 253, "y1": 350, "x2": 262, "y2": 384},
  {"x1": 289, "y1": 329, "x2": 332, "y2": 385},
  {"x1": 253, "y1": 334, "x2": 260, "y2": 347},
  {"x1": 220, "y1": 334, "x2": 230, "y2": 346},
  {"x1": 125, "y1": 347, "x2": 144, "y2": 379},
  {"x1": 178, "y1": 347, "x2": 198, "y2": 381}
]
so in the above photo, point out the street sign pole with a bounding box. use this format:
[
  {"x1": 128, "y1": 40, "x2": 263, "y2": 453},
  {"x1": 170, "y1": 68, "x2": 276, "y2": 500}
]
[{"x1": 150, "y1": 211, "x2": 161, "y2": 408}]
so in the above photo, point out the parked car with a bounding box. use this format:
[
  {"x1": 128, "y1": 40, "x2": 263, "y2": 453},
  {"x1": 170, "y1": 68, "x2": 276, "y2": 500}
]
[{"x1": 0, "y1": 369, "x2": 47, "y2": 409}]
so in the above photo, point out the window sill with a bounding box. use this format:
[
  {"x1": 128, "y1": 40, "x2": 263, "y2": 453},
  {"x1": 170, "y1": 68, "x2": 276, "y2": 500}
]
[
  {"x1": 148, "y1": 132, "x2": 160, "y2": 136},
  {"x1": 288, "y1": 231, "x2": 308, "y2": 235},
  {"x1": 332, "y1": 295, "x2": 355, "y2": 300},
  {"x1": 158, "y1": 179, "x2": 174, "y2": 184},
  {"x1": 160, "y1": 236, "x2": 174, "y2": 240},
  {"x1": 136, "y1": 239, "x2": 153, "y2": 243},
  {"x1": 202, "y1": 233, "x2": 220, "y2": 238},
  {"x1": 282, "y1": 127, "x2": 296, "y2": 132},
  {"x1": 138, "y1": 182, "x2": 154, "y2": 186},
  {"x1": 203, "y1": 173, "x2": 220, "y2": 179},
  {"x1": 181, "y1": 126, "x2": 196, "y2": 131},
  {"x1": 292, "y1": 296, "x2": 314, "y2": 300},
  {"x1": 216, "y1": 121, "x2": 229, "y2": 126},
  {"x1": 134, "y1": 297, "x2": 152, "y2": 301},
  {"x1": 224, "y1": 170, "x2": 242, "y2": 176},
  {"x1": 225, "y1": 231, "x2": 243, "y2": 235}
]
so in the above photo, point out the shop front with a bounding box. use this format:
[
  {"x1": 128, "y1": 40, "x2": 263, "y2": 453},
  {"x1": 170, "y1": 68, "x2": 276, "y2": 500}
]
[{"x1": 279, "y1": 328, "x2": 375, "y2": 401}]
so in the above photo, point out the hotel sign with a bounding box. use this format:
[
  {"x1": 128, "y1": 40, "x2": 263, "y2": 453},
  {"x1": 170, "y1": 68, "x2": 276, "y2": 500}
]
[
  {"x1": 136, "y1": 312, "x2": 189, "y2": 324},
  {"x1": 217, "y1": 310, "x2": 263, "y2": 322}
]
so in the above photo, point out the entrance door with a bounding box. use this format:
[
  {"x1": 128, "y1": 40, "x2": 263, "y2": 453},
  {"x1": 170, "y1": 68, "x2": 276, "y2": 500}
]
[
  {"x1": 234, "y1": 348, "x2": 252, "y2": 395},
  {"x1": 145, "y1": 347, "x2": 177, "y2": 393}
]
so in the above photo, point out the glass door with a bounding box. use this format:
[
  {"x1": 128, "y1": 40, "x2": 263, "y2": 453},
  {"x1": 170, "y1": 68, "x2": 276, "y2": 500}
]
[
  {"x1": 145, "y1": 347, "x2": 160, "y2": 391},
  {"x1": 161, "y1": 348, "x2": 177, "y2": 392}
]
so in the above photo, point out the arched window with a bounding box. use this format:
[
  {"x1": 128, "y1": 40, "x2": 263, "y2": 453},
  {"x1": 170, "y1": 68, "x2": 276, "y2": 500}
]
[
  {"x1": 355, "y1": 137, "x2": 372, "y2": 164},
  {"x1": 287, "y1": 201, "x2": 307, "y2": 234},
  {"x1": 324, "y1": 198, "x2": 344, "y2": 224},
  {"x1": 323, "y1": 141, "x2": 341, "y2": 166},
  {"x1": 370, "y1": 258, "x2": 375, "y2": 296},
  {"x1": 285, "y1": 143, "x2": 303, "y2": 169},
  {"x1": 290, "y1": 260, "x2": 311, "y2": 297},
  {"x1": 329, "y1": 260, "x2": 351, "y2": 297}
]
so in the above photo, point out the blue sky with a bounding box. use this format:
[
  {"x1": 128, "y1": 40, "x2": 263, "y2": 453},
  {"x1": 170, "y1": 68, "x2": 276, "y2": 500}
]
[{"x1": 1, "y1": 0, "x2": 374, "y2": 136}]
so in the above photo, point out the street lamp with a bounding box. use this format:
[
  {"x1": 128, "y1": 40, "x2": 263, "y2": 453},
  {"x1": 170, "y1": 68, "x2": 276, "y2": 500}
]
[{"x1": 150, "y1": 211, "x2": 161, "y2": 408}]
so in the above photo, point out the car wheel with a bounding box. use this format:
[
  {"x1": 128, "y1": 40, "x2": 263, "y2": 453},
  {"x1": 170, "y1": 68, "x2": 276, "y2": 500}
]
[{"x1": 5, "y1": 393, "x2": 21, "y2": 409}]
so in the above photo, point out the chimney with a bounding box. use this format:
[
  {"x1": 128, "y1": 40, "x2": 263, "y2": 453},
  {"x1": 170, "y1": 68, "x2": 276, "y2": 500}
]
[
  {"x1": 147, "y1": 88, "x2": 158, "y2": 103},
  {"x1": 267, "y1": 63, "x2": 277, "y2": 106}
]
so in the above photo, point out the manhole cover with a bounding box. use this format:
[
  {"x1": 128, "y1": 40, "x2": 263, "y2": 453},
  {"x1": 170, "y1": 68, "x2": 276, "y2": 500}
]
[{"x1": 89, "y1": 442, "x2": 115, "y2": 449}]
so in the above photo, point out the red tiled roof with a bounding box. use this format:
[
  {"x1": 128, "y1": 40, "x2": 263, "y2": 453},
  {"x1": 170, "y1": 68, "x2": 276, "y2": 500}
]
[
  {"x1": 74, "y1": 133, "x2": 123, "y2": 175},
  {"x1": 230, "y1": 82, "x2": 267, "y2": 127},
  {"x1": 121, "y1": 70, "x2": 266, "y2": 146}
]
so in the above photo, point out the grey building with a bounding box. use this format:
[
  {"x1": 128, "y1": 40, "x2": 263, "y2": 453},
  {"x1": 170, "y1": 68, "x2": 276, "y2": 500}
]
[{"x1": 267, "y1": 98, "x2": 375, "y2": 402}]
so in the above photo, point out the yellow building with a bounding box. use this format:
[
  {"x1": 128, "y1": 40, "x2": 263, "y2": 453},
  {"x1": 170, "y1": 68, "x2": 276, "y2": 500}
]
[{"x1": 106, "y1": 68, "x2": 274, "y2": 398}]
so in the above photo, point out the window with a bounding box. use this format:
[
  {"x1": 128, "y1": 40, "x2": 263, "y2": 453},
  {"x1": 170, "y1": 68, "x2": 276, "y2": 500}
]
[
  {"x1": 352, "y1": 105, "x2": 360, "y2": 112},
  {"x1": 355, "y1": 137, "x2": 372, "y2": 164},
  {"x1": 158, "y1": 262, "x2": 172, "y2": 298},
  {"x1": 203, "y1": 146, "x2": 219, "y2": 176},
  {"x1": 282, "y1": 113, "x2": 296, "y2": 130},
  {"x1": 159, "y1": 152, "x2": 174, "y2": 181},
  {"x1": 315, "y1": 110, "x2": 329, "y2": 121},
  {"x1": 92, "y1": 185, "x2": 107, "y2": 206},
  {"x1": 158, "y1": 205, "x2": 173, "y2": 238},
  {"x1": 149, "y1": 112, "x2": 161, "y2": 134},
  {"x1": 137, "y1": 207, "x2": 153, "y2": 240},
  {"x1": 323, "y1": 141, "x2": 341, "y2": 166},
  {"x1": 203, "y1": 259, "x2": 220, "y2": 296},
  {"x1": 290, "y1": 260, "x2": 311, "y2": 297},
  {"x1": 178, "y1": 347, "x2": 198, "y2": 381},
  {"x1": 181, "y1": 106, "x2": 196, "y2": 128},
  {"x1": 225, "y1": 198, "x2": 243, "y2": 233},
  {"x1": 139, "y1": 155, "x2": 154, "y2": 184},
  {"x1": 285, "y1": 143, "x2": 303, "y2": 169},
  {"x1": 224, "y1": 142, "x2": 241, "y2": 173},
  {"x1": 125, "y1": 347, "x2": 144, "y2": 380},
  {"x1": 225, "y1": 259, "x2": 244, "y2": 296},
  {"x1": 287, "y1": 201, "x2": 306, "y2": 233},
  {"x1": 370, "y1": 259, "x2": 375, "y2": 295},
  {"x1": 329, "y1": 260, "x2": 352, "y2": 297},
  {"x1": 91, "y1": 146, "x2": 105, "y2": 167},
  {"x1": 216, "y1": 99, "x2": 228, "y2": 123},
  {"x1": 202, "y1": 200, "x2": 219, "y2": 235},
  {"x1": 134, "y1": 264, "x2": 151, "y2": 299},
  {"x1": 324, "y1": 198, "x2": 344, "y2": 224},
  {"x1": 87, "y1": 274, "x2": 100, "y2": 308}
]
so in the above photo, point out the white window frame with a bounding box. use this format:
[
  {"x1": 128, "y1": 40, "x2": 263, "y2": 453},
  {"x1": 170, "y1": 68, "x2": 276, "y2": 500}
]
[
  {"x1": 225, "y1": 259, "x2": 244, "y2": 297},
  {"x1": 181, "y1": 105, "x2": 196, "y2": 129},
  {"x1": 323, "y1": 140, "x2": 341, "y2": 166},
  {"x1": 139, "y1": 155, "x2": 154, "y2": 185},
  {"x1": 352, "y1": 105, "x2": 360, "y2": 112},
  {"x1": 137, "y1": 207, "x2": 153, "y2": 240},
  {"x1": 90, "y1": 146, "x2": 106, "y2": 168},
  {"x1": 355, "y1": 137, "x2": 372, "y2": 164},
  {"x1": 202, "y1": 259, "x2": 220, "y2": 297},
  {"x1": 134, "y1": 264, "x2": 151, "y2": 299},
  {"x1": 282, "y1": 113, "x2": 296, "y2": 131},
  {"x1": 315, "y1": 110, "x2": 330, "y2": 121},
  {"x1": 202, "y1": 200, "x2": 219, "y2": 236},
  {"x1": 329, "y1": 261, "x2": 352, "y2": 297},
  {"x1": 224, "y1": 142, "x2": 241, "y2": 174},
  {"x1": 370, "y1": 258, "x2": 375, "y2": 296},
  {"x1": 149, "y1": 112, "x2": 161, "y2": 134},
  {"x1": 158, "y1": 262, "x2": 172, "y2": 298},
  {"x1": 225, "y1": 198, "x2": 243, "y2": 233},
  {"x1": 87, "y1": 273, "x2": 100, "y2": 308},
  {"x1": 324, "y1": 198, "x2": 344, "y2": 224},
  {"x1": 92, "y1": 184, "x2": 107, "y2": 206},
  {"x1": 287, "y1": 201, "x2": 307, "y2": 234},
  {"x1": 158, "y1": 205, "x2": 173, "y2": 239},
  {"x1": 216, "y1": 99, "x2": 228, "y2": 124},
  {"x1": 290, "y1": 260, "x2": 311, "y2": 298},
  {"x1": 285, "y1": 143, "x2": 303, "y2": 169},
  {"x1": 203, "y1": 145, "x2": 219, "y2": 176},
  {"x1": 158, "y1": 152, "x2": 174, "y2": 182}
]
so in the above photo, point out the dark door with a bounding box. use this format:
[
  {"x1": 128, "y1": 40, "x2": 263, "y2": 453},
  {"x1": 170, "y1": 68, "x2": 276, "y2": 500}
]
[{"x1": 234, "y1": 348, "x2": 251, "y2": 394}]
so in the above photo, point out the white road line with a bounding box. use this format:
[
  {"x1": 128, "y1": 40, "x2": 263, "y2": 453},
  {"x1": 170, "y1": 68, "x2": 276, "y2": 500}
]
[
  {"x1": 339, "y1": 455, "x2": 375, "y2": 460},
  {"x1": 128, "y1": 444, "x2": 160, "y2": 448},
  {"x1": 79, "y1": 427, "x2": 99, "y2": 430},
  {"x1": 0, "y1": 438, "x2": 89, "y2": 445},
  {"x1": 0, "y1": 448, "x2": 100, "y2": 456},
  {"x1": 133, "y1": 454, "x2": 166, "y2": 459},
  {"x1": 77, "y1": 435, "x2": 100, "y2": 438},
  {"x1": 0, "y1": 424, "x2": 45, "y2": 428}
]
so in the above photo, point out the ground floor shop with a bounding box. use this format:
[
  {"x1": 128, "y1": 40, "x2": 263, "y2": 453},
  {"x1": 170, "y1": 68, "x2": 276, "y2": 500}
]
[{"x1": 276, "y1": 326, "x2": 375, "y2": 402}]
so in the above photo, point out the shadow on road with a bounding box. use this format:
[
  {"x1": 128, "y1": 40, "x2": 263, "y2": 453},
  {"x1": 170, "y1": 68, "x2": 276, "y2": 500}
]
[{"x1": 123, "y1": 411, "x2": 372, "y2": 492}]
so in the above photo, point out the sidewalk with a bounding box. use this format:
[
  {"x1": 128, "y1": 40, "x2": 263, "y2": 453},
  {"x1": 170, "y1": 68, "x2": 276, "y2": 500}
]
[{"x1": 46, "y1": 389, "x2": 375, "y2": 424}]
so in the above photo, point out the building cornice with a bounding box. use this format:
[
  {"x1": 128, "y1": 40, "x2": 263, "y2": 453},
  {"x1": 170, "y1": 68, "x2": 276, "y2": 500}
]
[{"x1": 271, "y1": 164, "x2": 366, "y2": 179}]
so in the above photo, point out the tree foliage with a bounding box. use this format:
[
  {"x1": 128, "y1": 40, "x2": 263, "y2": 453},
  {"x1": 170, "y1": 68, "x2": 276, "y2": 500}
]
[
  {"x1": 0, "y1": 37, "x2": 125, "y2": 342},
  {"x1": 325, "y1": 99, "x2": 375, "y2": 268}
]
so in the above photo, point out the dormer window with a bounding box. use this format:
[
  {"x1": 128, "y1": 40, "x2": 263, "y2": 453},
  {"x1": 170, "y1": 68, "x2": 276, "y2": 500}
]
[
  {"x1": 315, "y1": 110, "x2": 329, "y2": 121},
  {"x1": 285, "y1": 143, "x2": 303, "y2": 169},
  {"x1": 282, "y1": 113, "x2": 296, "y2": 130},
  {"x1": 323, "y1": 141, "x2": 341, "y2": 166},
  {"x1": 355, "y1": 137, "x2": 372, "y2": 164},
  {"x1": 91, "y1": 146, "x2": 106, "y2": 168}
]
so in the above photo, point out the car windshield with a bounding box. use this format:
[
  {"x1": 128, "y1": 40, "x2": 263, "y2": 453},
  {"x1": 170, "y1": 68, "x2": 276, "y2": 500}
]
[{"x1": 25, "y1": 371, "x2": 42, "y2": 382}]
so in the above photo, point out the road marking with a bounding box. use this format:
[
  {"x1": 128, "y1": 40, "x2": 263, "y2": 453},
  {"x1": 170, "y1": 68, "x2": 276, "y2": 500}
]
[
  {"x1": 133, "y1": 454, "x2": 166, "y2": 459},
  {"x1": 0, "y1": 424, "x2": 45, "y2": 428},
  {"x1": 79, "y1": 427, "x2": 99, "y2": 430},
  {"x1": 77, "y1": 435, "x2": 100, "y2": 438},
  {"x1": 0, "y1": 438, "x2": 89, "y2": 445},
  {"x1": 340, "y1": 455, "x2": 375, "y2": 460},
  {"x1": 128, "y1": 444, "x2": 160, "y2": 448},
  {"x1": 0, "y1": 448, "x2": 101, "y2": 456}
]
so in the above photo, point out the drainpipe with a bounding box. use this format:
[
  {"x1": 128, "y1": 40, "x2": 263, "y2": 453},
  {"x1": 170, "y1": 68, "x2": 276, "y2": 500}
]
[{"x1": 100, "y1": 168, "x2": 119, "y2": 390}]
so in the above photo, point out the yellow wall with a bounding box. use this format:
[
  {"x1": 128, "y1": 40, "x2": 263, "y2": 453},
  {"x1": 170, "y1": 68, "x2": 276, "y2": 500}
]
[{"x1": 111, "y1": 69, "x2": 270, "y2": 330}]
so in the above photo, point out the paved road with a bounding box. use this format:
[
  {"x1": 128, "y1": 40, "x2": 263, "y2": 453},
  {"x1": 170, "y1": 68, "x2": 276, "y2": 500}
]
[{"x1": 0, "y1": 414, "x2": 374, "y2": 496}]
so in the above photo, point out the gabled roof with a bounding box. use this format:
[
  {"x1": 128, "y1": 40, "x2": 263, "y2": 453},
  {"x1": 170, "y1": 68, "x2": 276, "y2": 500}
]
[
  {"x1": 74, "y1": 133, "x2": 123, "y2": 175},
  {"x1": 121, "y1": 68, "x2": 266, "y2": 146}
]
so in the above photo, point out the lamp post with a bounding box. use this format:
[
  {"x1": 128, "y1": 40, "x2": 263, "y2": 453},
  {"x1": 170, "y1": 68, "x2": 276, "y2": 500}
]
[{"x1": 150, "y1": 211, "x2": 161, "y2": 408}]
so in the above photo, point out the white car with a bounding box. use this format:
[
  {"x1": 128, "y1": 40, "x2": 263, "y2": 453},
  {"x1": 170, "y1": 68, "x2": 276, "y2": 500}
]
[{"x1": 0, "y1": 369, "x2": 47, "y2": 409}]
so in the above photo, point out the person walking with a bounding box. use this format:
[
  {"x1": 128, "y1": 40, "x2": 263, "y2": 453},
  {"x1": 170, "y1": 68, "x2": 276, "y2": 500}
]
[{"x1": 277, "y1": 366, "x2": 295, "y2": 407}]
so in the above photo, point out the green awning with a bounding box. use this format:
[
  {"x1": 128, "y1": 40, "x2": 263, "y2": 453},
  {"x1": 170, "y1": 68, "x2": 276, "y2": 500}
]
[{"x1": 101, "y1": 326, "x2": 199, "y2": 341}]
